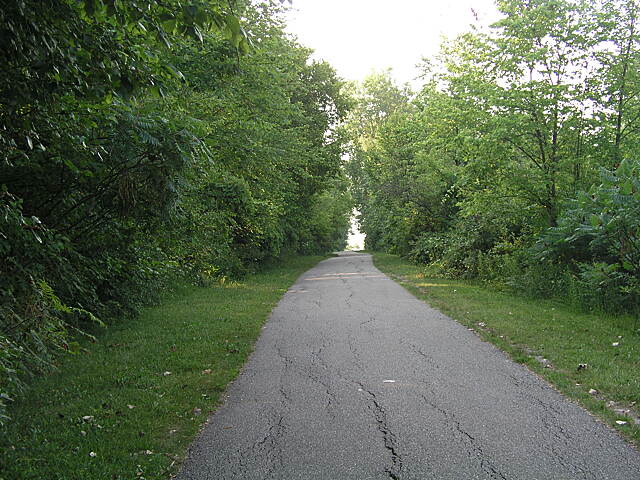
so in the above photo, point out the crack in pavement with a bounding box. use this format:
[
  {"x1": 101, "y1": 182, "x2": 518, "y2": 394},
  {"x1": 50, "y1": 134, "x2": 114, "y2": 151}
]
[
  {"x1": 345, "y1": 290, "x2": 354, "y2": 307},
  {"x1": 357, "y1": 382, "x2": 404, "y2": 479},
  {"x1": 346, "y1": 332, "x2": 365, "y2": 373},
  {"x1": 504, "y1": 371, "x2": 599, "y2": 479},
  {"x1": 420, "y1": 389, "x2": 508, "y2": 480},
  {"x1": 533, "y1": 398, "x2": 598, "y2": 480},
  {"x1": 240, "y1": 344, "x2": 292, "y2": 479},
  {"x1": 257, "y1": 415, "x2": 286, "y2": 480},
  {"x1": 359, "y1": 315, "x2": 376, "y2": 327},
  {"x1": 401, "y1": 339, "x2": 441, "y2": 371},
  {"x1": 252, "y1": 415, "x2": 285, "y2": 450},
  {"x1": 308, "y1": 338, "x2": 338, "y2": 418}
]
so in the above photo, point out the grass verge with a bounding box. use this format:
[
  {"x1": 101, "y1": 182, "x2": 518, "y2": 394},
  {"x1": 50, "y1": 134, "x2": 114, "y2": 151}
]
[
  {"x1": 0, "y1": 255, "x2": 324, "y2": 480},
  {"x1": 372, "y1": 252, "x2": 640, "y2": 447}
]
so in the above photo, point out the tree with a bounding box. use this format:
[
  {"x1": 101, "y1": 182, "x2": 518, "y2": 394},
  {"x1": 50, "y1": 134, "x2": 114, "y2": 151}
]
[{"x1": 0, "y1": 0, "x2": 353, "y2": 423}]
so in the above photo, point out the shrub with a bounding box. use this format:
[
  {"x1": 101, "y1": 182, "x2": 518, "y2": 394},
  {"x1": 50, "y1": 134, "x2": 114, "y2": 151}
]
[
  {"x1": 408, "y1": 233, "x2": 447, "y2": 264},
  {"x1": 532, "y1": 159, "x2": 640, "y2": 313}
]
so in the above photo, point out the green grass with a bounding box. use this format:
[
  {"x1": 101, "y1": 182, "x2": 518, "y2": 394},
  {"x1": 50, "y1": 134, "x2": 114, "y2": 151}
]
[
  {"x1": 372, "y1": 252, "x2": 640, "y2": 446},
  {"x1": 0, "y1": 255, "x2": 324, "y2": 480}
]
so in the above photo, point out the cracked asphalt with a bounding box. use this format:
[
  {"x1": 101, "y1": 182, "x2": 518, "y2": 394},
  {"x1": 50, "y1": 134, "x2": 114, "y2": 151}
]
[{"x1": 176, "y1": 252, "x2": 640, "y2": 479}]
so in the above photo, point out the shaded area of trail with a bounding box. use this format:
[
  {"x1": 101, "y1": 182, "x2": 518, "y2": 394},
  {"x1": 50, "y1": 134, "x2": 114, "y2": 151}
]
[{"x1": 177, "y1": 252, "x2": 640, "y2": 479}]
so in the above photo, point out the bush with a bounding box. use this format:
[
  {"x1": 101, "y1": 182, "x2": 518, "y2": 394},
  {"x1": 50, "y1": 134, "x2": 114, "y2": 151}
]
[
  {"x1": 476, "y1": 247, "x2": 522, "y2": 285},
  {"x1": 566, "y1": 262, "x2": 640, "y2": 313},
  {"x1": 532, "y1": 159, "x2": 640, "y2": 313},
  {"x1": 0, "y1": 277, "x2": 101, "y2": 426},
  {"x1": 408, "y1": 233, "x2": 447, "y2": 264},
  {"x1": 407, "y1": 216, "x2": 503, "y2": 278},
  {"x1": 506, "y1": 260, "x2": 571, "y2": 299}
]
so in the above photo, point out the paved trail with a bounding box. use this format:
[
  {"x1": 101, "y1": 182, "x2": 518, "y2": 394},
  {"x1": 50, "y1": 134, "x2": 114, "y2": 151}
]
[{"x1": 177, "y1": 252, "x2": 640, "y2": 479}]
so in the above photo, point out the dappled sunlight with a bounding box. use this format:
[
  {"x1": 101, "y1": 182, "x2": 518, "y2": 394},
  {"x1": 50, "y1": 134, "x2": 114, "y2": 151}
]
[
  {"x1": 216, "y1": 281, "x2": 248, "y2": 290},
  {"x1": 322, "y1": 272, "x2": 366, "y2": 276},
  {"x1": 415, "y1": 282, "x2": 464, "y2": 288},
  {"x1": 305, "y1": 274, "x2": 386, "y2": 281}
]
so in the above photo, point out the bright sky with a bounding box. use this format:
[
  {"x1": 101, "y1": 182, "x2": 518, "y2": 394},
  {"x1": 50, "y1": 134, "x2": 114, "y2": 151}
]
[
  {"x1": 347, "y1": 212, "x2": 365, "y2": 250},
  {"x1": 285, "y1": 1, "x2": 501, "y2": 250},
  {"x1": 284, "y1": 0, "x2": 500, "y2": 86}
]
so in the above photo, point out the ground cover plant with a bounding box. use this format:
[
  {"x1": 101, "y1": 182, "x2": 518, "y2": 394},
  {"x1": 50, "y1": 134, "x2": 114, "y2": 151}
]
[
  {"x1": 373, "y1": 252, "x2": 640, "y2": 446},
  {"x1": 0, "y1": 255, "x2": 324, "y2": 480}
]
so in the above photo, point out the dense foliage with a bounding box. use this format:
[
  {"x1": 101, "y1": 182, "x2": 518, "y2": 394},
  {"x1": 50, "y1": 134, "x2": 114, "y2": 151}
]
[
  {"x1": 1, "y1": 0, "x2": 352, "y2": 423},
  {"x1": 349, "y1": 0, "x2": 640, "y2": 314}
]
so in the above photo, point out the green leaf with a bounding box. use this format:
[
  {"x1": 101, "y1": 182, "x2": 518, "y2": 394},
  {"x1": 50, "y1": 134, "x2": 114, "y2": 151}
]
[
  {"x1": 239, "y1": 38, "x2": 250, "y2": 54},
  {"x1": 616, "y1": 159, "x2": 632, "y2": 177},
  {"x1": 193, "y1": 25, "x2": 203, "y2": 43},
  {"x1": 149, "y1": 85, "x2": 164, "y2": 98},
  {"x1": 63, "y1": 158, "x2": 79, "y2": 173},
  {"x1": 163, "y1": 19, "x2": 178, "y2": 34},
  {"x1": 226, "y1": 15, "x2": 241, "y2": 37},
  {"x1": 157, "y1": 31, "x2": 171, "y2": 49},
  {"x1": 620, "y1": 180, "x2": 633, "y2": 195},
  {"x1": 68, "y1": 341, "x2": 81, "y2": 354},
  {"x1": 589, "y1": 214, "x2": 600, "y2": 227},
  {"x1": 166, "y1": 64, "x2": 185, "y2": 81}
]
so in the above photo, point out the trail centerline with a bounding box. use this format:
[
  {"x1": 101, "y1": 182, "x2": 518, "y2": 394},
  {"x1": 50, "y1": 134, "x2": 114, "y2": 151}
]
[{"x1": 176, "y1": 252, "x2": 640, "y2": 480}]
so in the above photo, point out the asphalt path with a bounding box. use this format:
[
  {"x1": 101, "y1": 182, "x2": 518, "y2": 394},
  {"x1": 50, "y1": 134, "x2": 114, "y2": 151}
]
[{"x1": 176, "y1": 252, "x2": 640, "y2": 479}]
